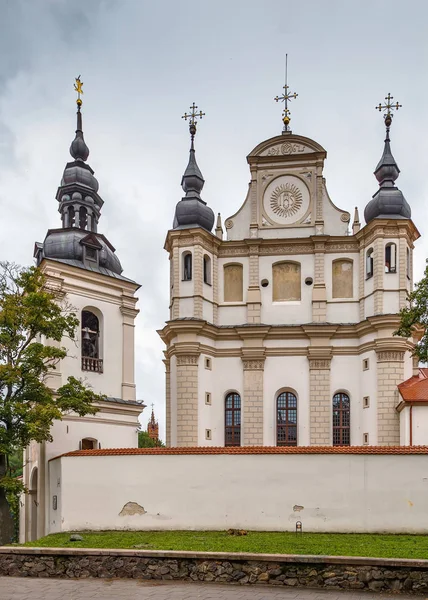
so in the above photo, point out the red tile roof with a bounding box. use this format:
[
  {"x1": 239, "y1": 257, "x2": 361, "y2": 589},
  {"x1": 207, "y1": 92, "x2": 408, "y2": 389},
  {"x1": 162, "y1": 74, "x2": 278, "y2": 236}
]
[
  {"x1": 398, "y1": 368, "x2": 428, "y2": 402},
  {"x1": 56, "y1": 445, "x2": 428, "y2": 459}
]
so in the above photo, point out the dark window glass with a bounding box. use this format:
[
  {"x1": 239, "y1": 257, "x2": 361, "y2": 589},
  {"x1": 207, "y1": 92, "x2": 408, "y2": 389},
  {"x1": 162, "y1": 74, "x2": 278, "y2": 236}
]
[
  {"x1": 333, "y1": 393, "x2": 350, "y2": 446},
  {"x1": 225, "y1": 393, "x2": 241, "y2": 447},
  {"x1": 82, "y1": 310, "x2": 99, "y2": 359},
  {"x1": 183, "y1": 253, "x2": 192, "y2": 281},
  {"x1": 277, "y1": 392, "x2": 298, "y2": 446}
]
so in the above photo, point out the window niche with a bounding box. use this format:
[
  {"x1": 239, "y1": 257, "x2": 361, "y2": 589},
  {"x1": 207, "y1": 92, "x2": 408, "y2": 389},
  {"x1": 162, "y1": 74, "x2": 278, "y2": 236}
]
[
  {"x1": 203, "y1": 254, "x2": 211, "y2": 285},
  {"x1": 332, "y1": 392, "x2": 350, "y2": 446},
  {"x1": 81, "y1": 309, "x2": 103, "y2": 373},
  {"x1": 272, "y1": 262, "x2": 301, "y2": 301},
  {"x1": 366, "y1": 248, "x2": 374, "y2": 279},
  {"x1": 385, "y1": 243, "x2": 397, "y2": 273},
  {"x1": 224, "y1": 263, "x2": 243, "y2": 302},
  {"x1": 276, "y1": 391, "x2": 298, "y2": 446},
  {"x1": 332, "y1": 259, "x2": 353, "y2": 299},
  {"x1": 225, "y1": 392, "x2": 241, "y2": 447},
  {"x1": 182, "y1": 252, "x2": 192, "y2": 281}
]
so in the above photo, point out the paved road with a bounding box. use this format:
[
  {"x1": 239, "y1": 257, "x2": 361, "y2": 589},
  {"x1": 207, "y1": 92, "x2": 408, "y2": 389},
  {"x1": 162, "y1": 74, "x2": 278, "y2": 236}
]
[{"x1": 0, "y1": 578, "x2": 418, "y2": 600}]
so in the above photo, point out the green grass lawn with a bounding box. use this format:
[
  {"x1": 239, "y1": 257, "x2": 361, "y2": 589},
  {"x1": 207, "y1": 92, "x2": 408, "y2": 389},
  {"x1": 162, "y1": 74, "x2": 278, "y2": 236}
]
[{"x1": 20, "y1": 530, "x2": 428, "y2": 559}]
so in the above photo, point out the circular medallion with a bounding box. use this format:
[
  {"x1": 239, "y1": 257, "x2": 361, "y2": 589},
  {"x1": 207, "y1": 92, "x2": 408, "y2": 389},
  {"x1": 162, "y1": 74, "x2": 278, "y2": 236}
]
[{"x1": 263, "y1": 175, "x2": 310, "y2": 225}]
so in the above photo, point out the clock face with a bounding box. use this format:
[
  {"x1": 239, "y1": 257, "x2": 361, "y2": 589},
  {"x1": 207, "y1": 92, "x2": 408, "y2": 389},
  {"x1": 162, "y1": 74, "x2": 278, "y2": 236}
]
[{"x1": 263, "y1": 175, "x2": 310, "y2": 225}]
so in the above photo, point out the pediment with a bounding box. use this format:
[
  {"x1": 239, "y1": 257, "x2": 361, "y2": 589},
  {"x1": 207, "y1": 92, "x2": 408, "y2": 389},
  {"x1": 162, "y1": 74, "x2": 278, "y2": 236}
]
[
  {"x1": 248, "y1": 134, "x2": 326, "y2": 161},
  {"x1": 80, "y1": 233, "x2": 103, "y2": 249}
]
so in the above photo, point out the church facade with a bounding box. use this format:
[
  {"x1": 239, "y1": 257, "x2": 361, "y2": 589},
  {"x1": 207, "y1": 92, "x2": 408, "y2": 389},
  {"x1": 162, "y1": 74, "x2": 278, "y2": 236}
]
[
  {"x1": 159, "y1": 104, "x2": 421, "y2": 449},
  {"x1": 20, "y1": 83, "x2": 143, "y2": 542}
]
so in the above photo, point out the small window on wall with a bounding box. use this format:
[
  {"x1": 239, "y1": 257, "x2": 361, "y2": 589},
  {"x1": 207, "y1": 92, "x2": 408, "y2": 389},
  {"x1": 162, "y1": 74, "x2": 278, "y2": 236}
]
[
  {"x1": 332, "y1": 259, "x2": 353, "y2": 298},
  {"x1": 366, "y1": 248, "x2": 374, "y2": 279},
  {"x1": 224, "y1": 264, "x2": 243, "y2": 302},
  {"x1": 385, "y1": 243, "x2": 397, "y2": 273},
  {"x1": 203, "y1": 255, "x2": 211, "y2": 285},
  {"x1": 80, "y1": 438, "x2": 97, "y2": 450},
  {"x1": 272, "y1": 262, "x2": 301, "y2": 301},
  {"x1": 183, "y1": 252, "x2": 192, "y2": 281}
]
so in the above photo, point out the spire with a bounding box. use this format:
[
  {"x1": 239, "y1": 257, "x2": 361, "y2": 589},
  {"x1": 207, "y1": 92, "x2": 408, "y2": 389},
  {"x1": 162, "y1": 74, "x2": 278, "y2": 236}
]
[
  {"x1": 147, "y1": 404, "x2": 159, "y2": 442},
  {"x1": 352, "y1": 207, "x2": 360, "y2": 234},
  {"x1": 70, "y1": 76, "x2": 90, "y2": 162},
  {"x1": 172, "y1": 103, "x2": 215, "y2": 232},
  {"x1": 180, "y1": 103, "x2": 205, "y2": 199},
  {"x1": 215, "y1": 212, "x2": 223, "y2": 239},
  {"x1": 364, "y1": 94, "x2": 411, "y2": 224},
  {"x1": 274, "y1": 54, "x2": 298, "y2": 134}
]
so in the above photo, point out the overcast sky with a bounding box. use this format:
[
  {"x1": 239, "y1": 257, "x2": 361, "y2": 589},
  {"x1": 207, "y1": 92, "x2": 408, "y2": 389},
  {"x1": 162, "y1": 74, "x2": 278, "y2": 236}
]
[{"x1": 1, "y1": 0, "x2": 427, "y2": 441}]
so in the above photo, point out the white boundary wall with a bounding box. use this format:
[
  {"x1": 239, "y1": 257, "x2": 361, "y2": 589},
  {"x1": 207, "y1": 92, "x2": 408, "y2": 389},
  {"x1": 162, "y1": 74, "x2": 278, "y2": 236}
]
[{"x1": 49, "y1": 453, "x2": 428, "y2": 534}]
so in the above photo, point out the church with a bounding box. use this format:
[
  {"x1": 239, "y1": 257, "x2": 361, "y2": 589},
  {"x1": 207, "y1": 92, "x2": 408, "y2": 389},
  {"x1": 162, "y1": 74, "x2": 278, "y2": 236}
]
[
  {"x1": 159, "y1": 93, "x2": 424, "y2": 449},
  {"x1": 18, "y1": 80, "x2": 428, "y2": 541}
]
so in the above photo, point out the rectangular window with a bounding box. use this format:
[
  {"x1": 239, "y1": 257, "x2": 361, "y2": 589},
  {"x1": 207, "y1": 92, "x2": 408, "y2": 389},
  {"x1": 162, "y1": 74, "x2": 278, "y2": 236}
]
[
  {"x1": 205, "y1": 429, "x2": 212, "y2": 440},
  {"x1": 205, "y1": 357, "x2": 212, "y2": 370},
  {"x1": 205, "y1": 392, "x2": 211, "y2": 405},
  {"x1": 363, "y1": 433, "x2": 369, "y2": 445},
  {"x1": 363, "y1": 358, "x2": 369, "y2": 371},
  {"x1": 363, "y1": 396, "x2": 370, "y2": 408}
]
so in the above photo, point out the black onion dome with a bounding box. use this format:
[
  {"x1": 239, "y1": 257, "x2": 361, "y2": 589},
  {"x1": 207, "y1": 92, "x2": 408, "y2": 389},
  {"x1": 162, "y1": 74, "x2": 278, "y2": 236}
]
[
  {"x1": 173, "y1": 142, "x2": 215, "y2": 232},
  {"x1": 364, "y1": 127, "x2": 411, "y2": 223}
]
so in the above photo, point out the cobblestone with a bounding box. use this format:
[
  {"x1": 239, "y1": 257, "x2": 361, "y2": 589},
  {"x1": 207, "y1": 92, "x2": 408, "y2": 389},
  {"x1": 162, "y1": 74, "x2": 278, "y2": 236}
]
[{"x1": 0, "y1": 577, "x2": 419, "y2": 600}]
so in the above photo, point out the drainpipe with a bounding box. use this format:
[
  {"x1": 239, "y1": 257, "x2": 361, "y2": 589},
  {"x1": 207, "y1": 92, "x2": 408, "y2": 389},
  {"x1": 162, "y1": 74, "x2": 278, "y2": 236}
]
[{"x1": 409, "y1": 403, "x2": 413, "y2": 447}]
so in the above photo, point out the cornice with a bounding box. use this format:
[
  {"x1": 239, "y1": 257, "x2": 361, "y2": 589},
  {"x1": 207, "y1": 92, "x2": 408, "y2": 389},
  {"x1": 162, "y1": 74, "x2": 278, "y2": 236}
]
[{"x1": 356, "y1": 218, "x2": 420, "y2": 246}]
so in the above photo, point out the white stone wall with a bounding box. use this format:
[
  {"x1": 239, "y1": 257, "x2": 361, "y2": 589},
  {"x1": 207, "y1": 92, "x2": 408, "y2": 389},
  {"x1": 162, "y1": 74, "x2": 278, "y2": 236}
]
[
  {"x1": 50, "y1": 452, "x2": 428, "y2": 533},
  {"x1": 400, "y1": 405, "x2": 428, "y2": 446}
]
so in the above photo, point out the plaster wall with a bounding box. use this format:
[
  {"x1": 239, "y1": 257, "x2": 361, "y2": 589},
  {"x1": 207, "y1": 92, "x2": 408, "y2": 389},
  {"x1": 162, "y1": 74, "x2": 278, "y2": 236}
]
[
  {"x1": 400, "y1": 405, "x2": 428, "y2": 446},
  {"x1": 51, "y1": 453, "x2": 428, "y2": 533}
]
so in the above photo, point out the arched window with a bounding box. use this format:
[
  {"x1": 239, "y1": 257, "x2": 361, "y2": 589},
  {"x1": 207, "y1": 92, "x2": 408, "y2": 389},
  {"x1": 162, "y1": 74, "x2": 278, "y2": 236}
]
[
  {"x1": 225, "y1": 392, "x2": 241, "y2": 446},
  {"x1": 80, "y1": 437, "x2": 98, "y2": 450},
  {"x1": 332, "y1": 392, "x2": 350, "y2": 446},
  {"x1": 385, "y1": 243, "x2": 397, "y2": 273},
  {"x1": 79, "y1": 206, "x2": 88, "y2": 230},
  {"x1": 224, "y1": 264, "x2": 243, "y2": 302},
  {"x1": 183, "y1": 252, "x2": 192, "y2": 281},
  {"x1": 67, "y1": 205, "x2": 75, "y2": 228},
  {"x1": 81, "y1": 310, "x2": 103, "y2": 372},
  {"x1": 366, "y1": 248, "x2": 374, "y2": 279},
  {"x1": 272, "y1": 262, "x2": 301, "y2": 301},
  {"x1": 332, "y1": 259, "x2": 353, "y2": 298},
  {"x1": 276, "y1": 391, "x2": 297, "y2": 446},
  {"x1": 203, "y1": 254, "x2": 211, "y2": 285}
]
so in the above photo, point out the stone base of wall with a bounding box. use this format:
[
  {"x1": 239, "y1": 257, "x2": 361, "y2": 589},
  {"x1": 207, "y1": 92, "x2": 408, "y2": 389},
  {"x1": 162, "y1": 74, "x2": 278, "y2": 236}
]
[{"x1": 1, "y1": 549, "x2": 428, "y2": 594}]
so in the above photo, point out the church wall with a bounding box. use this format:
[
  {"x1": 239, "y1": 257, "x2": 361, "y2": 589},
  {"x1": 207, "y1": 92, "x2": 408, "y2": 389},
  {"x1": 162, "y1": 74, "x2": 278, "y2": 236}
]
[
  {"x1": 399, "y1": 405, "x2": 428, "y2": 446},
  {"x1": 48, "y1": 459, "x2": 62, "y2": 534},
  {"x1": 259, "y1": 254, "x2": 313, "y2": 325},
  {"x1": 263, "y1": 356, "x2": 310, "y2": 446},
  {"x1": 218, "y1": 305, "x2": 247, "y2": 326},
  {"x1": 51, "y1": 453, "x2": 428, "y2": 533},
  {"x1": 383, "y1": 291, "x2": 400, "y2": 314},
  {"x1": 179, "y1": 297, "x2": 194, "y2": 318}
]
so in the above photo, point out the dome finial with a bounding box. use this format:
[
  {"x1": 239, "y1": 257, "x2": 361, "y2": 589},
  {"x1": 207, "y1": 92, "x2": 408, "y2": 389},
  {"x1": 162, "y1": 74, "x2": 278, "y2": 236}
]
[
  {"x1": 182, "y1": 102, "x2": 205, "y2": 149},
  {"x1": 274, "y1": 54, "x2": 298, "y2": 134},
  {"x1": 180, "y1": 102, "x2": 206, "y2": 198},
  {"x1": 70, "y1": 75, "x2": 89, "y2": 162},
  {"x1": 375, "y1": 92, "x2": 402, "y2": 138}
]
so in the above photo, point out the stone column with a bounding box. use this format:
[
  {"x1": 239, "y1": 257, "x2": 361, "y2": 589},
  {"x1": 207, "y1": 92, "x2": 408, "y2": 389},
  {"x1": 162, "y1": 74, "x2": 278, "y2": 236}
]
[
  {"x1": 376, "y1": 349, "x2": 404, "y2": 446},
  {"x1": 171, "y1": 243, "x2": 180, "y2": 319},
  {"x1": 242, "y1": 358, "x2": 264, "y2": 446},
  {"x1": 163, "y1": 356, "x2": 171, "y2": 447},
  {"x1": 120, "y1": 306, "x2": 138, "y2": 401},
  {"x1": 176, "y1": 354, "x2": 199, "y2": 446},
  {"x1": 373, "y1": 236, "x2": 384, "y2": 315},
  {"x1": 312, "y1": 238, "x2": 327, "y2": 322},
  {"x1": 193, "y1": 245, "x2": 203, "y2": 319},
  {"x1": 247, "y1": 243, "x2": 261, "y2": 324},
  {"x1": 309, "y1": 355, "x2": 332, "y2": 445},
  {"x1": 73, "y1": 205, "x2": 80, "y2": 228}
]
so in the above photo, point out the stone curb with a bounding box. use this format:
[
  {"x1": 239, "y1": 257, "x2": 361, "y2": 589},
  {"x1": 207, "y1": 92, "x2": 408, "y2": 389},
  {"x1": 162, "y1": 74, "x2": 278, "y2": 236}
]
[{"x1": 1, "y1": 546, "x2": 428, "y2": 569}]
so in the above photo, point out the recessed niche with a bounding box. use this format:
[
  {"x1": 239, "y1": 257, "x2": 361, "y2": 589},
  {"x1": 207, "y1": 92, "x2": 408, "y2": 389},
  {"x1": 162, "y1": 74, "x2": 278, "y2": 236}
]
[
  {"x1": 305, "y1": 277, "x2": 313, "y2": 286},
  {"x1": 261, "y1": 279, "x2": 269, "y2": 288}
]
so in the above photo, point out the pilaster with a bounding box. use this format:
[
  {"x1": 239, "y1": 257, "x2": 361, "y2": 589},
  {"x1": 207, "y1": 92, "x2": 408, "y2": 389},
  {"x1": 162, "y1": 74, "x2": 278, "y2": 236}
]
[
  {"x1": 120, "y1": 305, "x2": 138, "y2": 401},
  {"x1": 247, "y1": 242, "x2": 261, "y2": 324},
  {"x1": 358, "y1": 245, "x2": 365, "y2": 321},
  {"x1": 311, "y1": 237, "x2": 327, "y2": 322},
  {"x1": 171, "y1": 243, "x2": 180, "y2": 319},
  {"x1": 213, "y1": 252, "x2": 219, "y2": 325},
  {"x1": 193, "y1": 245, "x2": 203, "y2": 319},
  {"x1": 164, "y1": 356, "x2": 171, "y2": 447},
  {"x1": 175, "y1": 353, "x2": 200, "y2": 446},
  {"x1": 308, "y1": 352, "x2": 332, "y2": 445},
  {"x1": 398, "y1": 235, "x2": 408, "y2": 309},
  {"x1": 242, "y1": 357, "x2": 265, "y2": 445},
  {"x1": 376, "y1": 348, "x2": 404, "y2": 446},
  {"x1": 373, "y1": 236, "x2": 384, "y2": 315}
]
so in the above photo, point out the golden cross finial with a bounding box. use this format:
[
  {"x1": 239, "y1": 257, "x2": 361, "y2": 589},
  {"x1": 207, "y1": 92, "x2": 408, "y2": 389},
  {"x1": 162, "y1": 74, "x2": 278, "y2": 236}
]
[
  {"x1": 376, "y1": 93, "x2": 402, "y2": 128},
  {"x1": 74, "y1": 75, "x2": 84, "y2": 108},
  {"x1": 274, "y1": 54, "x2": 298, "y2": 133},
  {"x1": 182, "y1": 102, "x2": 205, "y2": 144}
]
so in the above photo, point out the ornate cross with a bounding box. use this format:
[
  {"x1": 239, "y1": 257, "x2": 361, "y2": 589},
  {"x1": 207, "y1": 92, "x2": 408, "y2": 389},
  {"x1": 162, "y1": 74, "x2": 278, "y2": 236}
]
[
  {"x1": 274, "y1": 55, "x2": 298, "y2": 133},
  {"x1": 74, "y1": 75, "x2": 84, "y2": 108},
  {"x1": 182, "y1": 102, "x2": 205, "y2": 143},
  {"x1": 376, "y1": 93, "x2": 402, "y2": 127}
]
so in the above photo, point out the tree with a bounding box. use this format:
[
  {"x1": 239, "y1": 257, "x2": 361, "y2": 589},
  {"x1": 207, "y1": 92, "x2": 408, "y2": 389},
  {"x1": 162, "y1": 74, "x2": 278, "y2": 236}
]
[
  {"x1": 395, "y1": 264, "x2": 428, "y2": 363},
  {"x1": 0, "y1": 262, "x2": 104, "y2": 543},
  {"x1": 138, "y1": 430, "x2": 165, "y2": 448}
]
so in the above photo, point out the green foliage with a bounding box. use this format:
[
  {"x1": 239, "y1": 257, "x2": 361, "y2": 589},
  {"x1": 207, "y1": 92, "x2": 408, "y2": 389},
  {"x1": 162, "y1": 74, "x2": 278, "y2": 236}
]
[
  {"x1": 0, "y1": 262, "x2": 105, "y2": 533},
  {"x1": 21, "y1": 530, "x2": 428, "y2": 559},
  {"x1": 138, "y1": 430, "x2": 164, "y2": 448},
  {"x1": 395, "y1": 264, "x2": 428, "y2": 362}
]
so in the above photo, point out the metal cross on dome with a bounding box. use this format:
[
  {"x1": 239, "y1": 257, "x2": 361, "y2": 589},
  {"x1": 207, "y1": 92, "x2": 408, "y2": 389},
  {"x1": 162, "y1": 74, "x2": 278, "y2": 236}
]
[
  {"x1": 376, "y1": 93, "x2": 402, "y2": 128},
  {"x1": 182, "y1": 102, "x2": 205, "y2": 143},
  {"x1": 274, "y1": 54, "x2": 298, "y2": 133}
]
